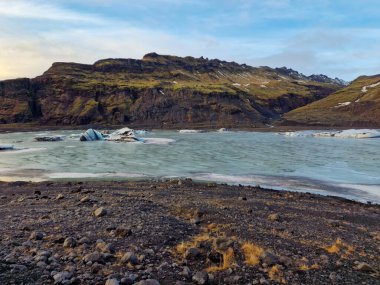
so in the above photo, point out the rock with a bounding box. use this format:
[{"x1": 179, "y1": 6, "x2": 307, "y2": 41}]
[
  {"x1": 191, "y1": 217, "x2": 201, "y2": 225},
  {"x1": 319, "y1": 254, "x2": 329, "y2": 265},
  {"x1": 208, "y1": 251, "x2": 223, "y2": 264},
  {"x1": 83, "y1": 251, "x2": 101, "y2": 263},
  {"x1": 267, "y1": 213, "x2": 280, "y2": 222},
  {"x1": 53, "y1": 236, "x2": 65, "y2": 244},
  {"x1": 192, "y1": 271, "x2": 209, "y2": 285},
  {"x1": 10, "y1": 264, "x2": 27, "y2": 272},
  {"x1": 56, "y1": 193, "x2": 64, "y2": 200},
  {"x1": 29, "y1": 231, "x2": 44, "y2": 240},
  {"x1": 115, "y1": 226, "x2": 132, "y2": 237},
  {"x1": 224, "y1": 276, "x2": 242, "y2": 283},
  {"x1": 53, "y1": 271, "x2": 73, "y2": 283},
  {"x1": 121, "y1": 252, "x2": 138, "y2": 265},
  {"x1": 134, "y1": 280, "x2": 160, "y2": 285},
  {"x1": 22, "y1": 240, "x2": 33, "y2": 247},
  {"x1": 105, "y1": 279, "x2": 120, "y2": 285},
  {"x1": 71, "y1": 186, "x2": 82, "y2": 193},
  {"x1": 278, "y1": 255, "x2": 292, "y2": 267},
  {"x1": 355, "y1": 262, "x2": 375, "y2": 273},
  {"x1": 143, "y1": 248, "x2": 155, "y2": 255},
  {"x1": 96, "y1": 241, "x2": 115, "y2": 253},
  {"x1": 120, "y1": 277, "x2": 134, "y2": 285},
  {"x1": 37, "y1": 250, "x2": 51, "y2": 257},
  {"x1": 329, "y1": 272, "x2": 341, "y2": 282},
  {"x1": 35, "y1": 254, "x2": 48, "y2": 263},
  {"x1": 94, "y1": 207, "x2": 107, "y2": 217},
  {"x1": 181, "y1": 266, "x2": 192, "y2": 279},
  {"x1": 80, "y1": 196, "x2": 90, "y2": 203},
  {"x1": 36, "y1": 261, "x2": 47, "y2": 268},
  {"x1": 238, "y1": 196, "x2": 247, "y2": 201},
  {"x1": 260, "y1": 251, "x2": 279, "y2": 266},
  {"x1": 78, "y1": 237, "x2": 91, "y2": 244},
  {"x1": 63, "y1": 237, "x2": 77, "y2": 248},
  {"x1": 184, "y1": 247, "x2": 201, "y2": 260},
  {"x1": 34, "y1": 190, "x2": 41, "y2": 195}
]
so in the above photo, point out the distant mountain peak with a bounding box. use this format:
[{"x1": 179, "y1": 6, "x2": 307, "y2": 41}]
[{"x1": 275, "y1": 66, "x2": 348, "y2": 86}]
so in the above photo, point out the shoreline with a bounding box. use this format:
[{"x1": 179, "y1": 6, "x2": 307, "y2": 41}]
[
  {"x1": 0, "y1": 177, "x2": 379, "y2": 206},
  {"x1": 0, "y1": 123, "x2": 378, "y2": 133},
  {"x1": 0, "y1": 180, "x2": 379, "y2": 284}
]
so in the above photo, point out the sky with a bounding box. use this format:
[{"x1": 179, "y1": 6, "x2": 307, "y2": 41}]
[{"x1": 0, "y1": 0, "x2": 379, "y2": 81}]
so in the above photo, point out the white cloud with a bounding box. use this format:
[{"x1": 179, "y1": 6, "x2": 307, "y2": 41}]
[
  {"x1": 0, "y1": 0, "x2": 102, "y2": 23},
  {"x1": 0, "y1": 1, "x2": 379, "y2": 81}
]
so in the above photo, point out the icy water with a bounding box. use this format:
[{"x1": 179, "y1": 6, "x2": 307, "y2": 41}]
[{"x1": 0, "y1": 130, "x2": 380, "y2": 203}]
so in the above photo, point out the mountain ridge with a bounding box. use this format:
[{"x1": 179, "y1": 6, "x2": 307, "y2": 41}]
[{"x1": 0, "y1": 53, "x2": 345, "y2": 127}]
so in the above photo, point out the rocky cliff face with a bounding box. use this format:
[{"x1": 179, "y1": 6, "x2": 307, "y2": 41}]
[
  {"x1": 283, "y1": 74, "x2": 380, "y2": 127},
  {"x1": 0, "y1": 53, "x2": 344, "y2": 127}
]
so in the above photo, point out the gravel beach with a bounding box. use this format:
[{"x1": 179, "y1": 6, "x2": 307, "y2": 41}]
[{"x1": 0, "y1": 180, "x2": 379, "y2": 284}]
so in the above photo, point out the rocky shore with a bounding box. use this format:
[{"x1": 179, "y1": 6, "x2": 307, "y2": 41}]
[{"x1": 0, "y1": 180, "x2": 379, "y2": 284}]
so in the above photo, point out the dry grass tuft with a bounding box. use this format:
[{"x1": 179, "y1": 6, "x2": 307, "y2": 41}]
[
  {"x1": 206, "y1": 247, "x2": 236, "y2": 272},
  {"x1": 241, "y1": 242, "x2": 264, "y2": 266},
  {"x1": 323, "y1": 238, "x2": 354, "y2": 258},
  {"x1": 268, "y1": 264, "x2": 286, "y2": 284}
]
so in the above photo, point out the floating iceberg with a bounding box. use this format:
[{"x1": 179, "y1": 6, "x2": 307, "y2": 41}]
[
  {"x1": 80, "y1": 127, "x2": 144, "y2": 142},
  {"x1": 281, "y1": 131, "x2": 313, "y2": 137},
  {"x1": 314, "y1": 129, "x2": 380, "y2": 139},
  {"x1": 135, "y1": 130, "x2": 148, "y2": 135},
  {"x1": 79, "y1": 129, "x2": 105, "y2": 141},
  {"x1": 282, "y1": 129, "x2": 380, "y2": 139},
  {"x1": 178, "y1": 129, "x2": 204, "y2": 133},
  {"x1": 35, "y1": 135, "x2": 65, "y2": 142},
  {"x1": 0, "y1": 144, "x2": 14, "y2": 151},
  {"x1": 107, "y1": 127, "x2": 144, "y2": 142},
  {"x1": 217, "y1": 128, "x2": 229, "y2": 132}
]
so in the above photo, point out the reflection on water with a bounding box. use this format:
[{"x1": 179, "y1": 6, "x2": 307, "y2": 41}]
[{"x1": 1, "y1": 130, "x2": 380, "y2": 203}]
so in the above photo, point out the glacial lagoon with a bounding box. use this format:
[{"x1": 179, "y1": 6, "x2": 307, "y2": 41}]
[{"x1": 1, "y1": 129, "x2": 379, "y2": 203}]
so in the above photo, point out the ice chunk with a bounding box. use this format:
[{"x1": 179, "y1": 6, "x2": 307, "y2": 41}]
[
  {"x1": 314, "y1": 129, "x2": 380, "y2": 139},
  {"x1": 35, "y1": 135, "x2": 65, "y2": 142},
  {"x1": 178, "y1": 129, "x2": 204, "y2": 133},
  {"x1": 0, "y1": 144, "x2": 14, "y2": 151}
]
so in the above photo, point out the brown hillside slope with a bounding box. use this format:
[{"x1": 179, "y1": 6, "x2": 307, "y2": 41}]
[{"x1": 283, "y1": 74, "x2": 380, "y2": 127}]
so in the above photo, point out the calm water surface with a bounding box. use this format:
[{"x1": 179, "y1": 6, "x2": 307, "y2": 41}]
[{"x1": 0, "y1": 130, "x2": 379, "y2": 203}]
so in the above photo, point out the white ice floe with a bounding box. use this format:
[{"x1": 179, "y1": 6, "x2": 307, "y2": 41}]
[
  {"x1": 334, "y1": 102, "x2": 351, "y2": 108},
  {"x1": 178, "y1": 129, "x2": 204, "y2": 133},
  {"x1": 282, "y1": 129, "x2": 380, "y2": 139},
  {"x1": 106, "y1": 127, "x2": 143, "y2": 142},
  {"x1": 0, "y1": 147, "x2": 47, "y2": 154},
  {"x1": 35, "y1": 135, "x2": 66, "y2": 142},
  {"x1": 134, "y1": 130, "x2": 148, "y2": 135},
  {"x1": 142, "y1": 138, "x2": 175, "y2": 145},
  {"x1": 361, "y1": 82, "x2": 380, "y2": 93},
  {"x1": 321, "y1": 129, "x2": 380, "y2": 139},
  {"x1": 217, "y1": 128, "x2": 229, "y2": 132},
  {"x1": 0, "y1": 144, "x2": 14, "y2": 151},
  {"x1": 281, "y1": 131, "x2": 311, "y2": 137}
]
